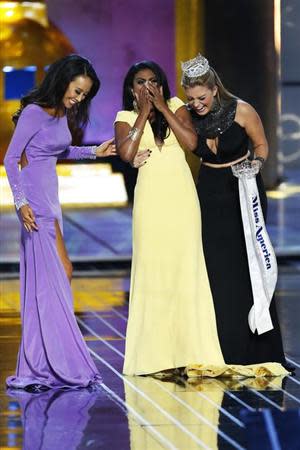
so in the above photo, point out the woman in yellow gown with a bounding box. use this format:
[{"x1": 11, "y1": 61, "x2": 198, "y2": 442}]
[
  {"x1": 114, "y1": 60, "x2": 288, "y2": 379},
  {"x1": 115, "y1": 60, "x2": 224, "y2": 376}
]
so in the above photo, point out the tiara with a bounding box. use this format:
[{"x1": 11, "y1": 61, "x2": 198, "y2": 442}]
[{"x1": 181, "y1": 53, "x2": 210, "y2": 78}]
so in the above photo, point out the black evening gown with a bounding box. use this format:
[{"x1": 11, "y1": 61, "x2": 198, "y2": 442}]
[{"x1": 192, "y1": 102, "x2": 287, "y2": 367}]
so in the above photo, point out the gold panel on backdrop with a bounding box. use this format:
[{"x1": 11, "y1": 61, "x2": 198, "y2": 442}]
[
  {"x1": 0, "y1": 0, "x2": 74, "y2": 162},
  {"x1": 175, "y1": 0, "x2": 205, "y2": 180}
]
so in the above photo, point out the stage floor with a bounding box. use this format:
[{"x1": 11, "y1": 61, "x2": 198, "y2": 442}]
[
  {"x1": 0, "y1": 266, "x2": 300, "y2": 449},
  {"x1": 0, "y1": 173, "x2": 299, "y2": 448},
  {"x1": 1, "y1": 173, "x2": 300, "y2": 271}
]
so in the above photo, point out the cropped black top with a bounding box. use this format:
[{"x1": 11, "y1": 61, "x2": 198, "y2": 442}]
[{"x1": 191, "y1": 99, "x2": 249, "y2": 164}]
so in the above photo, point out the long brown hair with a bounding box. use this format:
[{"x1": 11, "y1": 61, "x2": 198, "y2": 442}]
[{"x1": 181, "y1": 67, "x2": 236, "y2": 106}]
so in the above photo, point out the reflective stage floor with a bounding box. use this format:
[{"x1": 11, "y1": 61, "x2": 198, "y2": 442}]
[
  {"x1": 1, "y1": 173, "x2": 300, "y2": 270},
  {"x1": 0, "y1": 174, "x2": 300, "y2": 449},
  {"x1": 1, "y1": 268, "x2": 300, "y2": 450}
]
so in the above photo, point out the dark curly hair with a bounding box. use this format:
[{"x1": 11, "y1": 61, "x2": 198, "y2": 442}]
[
  {"x1": 122, "y1": 60, "x2": 171, "y2": 142},
  {"x1": 13, "y1": 54, "x2": 100, "y2": 140}
]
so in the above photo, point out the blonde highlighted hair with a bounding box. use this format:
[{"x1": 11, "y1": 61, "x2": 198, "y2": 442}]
[{"x1": 181, "y1": 67, "x2": 236, "y2": 106}]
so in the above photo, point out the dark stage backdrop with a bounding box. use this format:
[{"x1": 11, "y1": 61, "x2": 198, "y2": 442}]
[
  {"x1": 281, "y1": 0, "x2": 300, "y2": 176},
  {"x1": 204, "y1": 0, "x2": 280, "y2": 187}
]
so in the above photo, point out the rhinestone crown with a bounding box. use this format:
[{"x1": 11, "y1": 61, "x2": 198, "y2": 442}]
[{"x1": 181, "y1": 53, "x2": 210, "y2": 78}]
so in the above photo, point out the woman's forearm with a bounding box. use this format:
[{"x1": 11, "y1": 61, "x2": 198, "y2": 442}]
[
  {"x1": 116, "y1": 112, "x2": 149, "y2": 163},
  {"x1": 253, "y1": 143, "x2": 269, "y2": 161},
  {"x1": 161, "y1": 106, "x2": 197, "y2": 151}
]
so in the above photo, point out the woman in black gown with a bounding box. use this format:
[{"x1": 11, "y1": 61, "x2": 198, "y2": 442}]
[{"x1": 180, "y1": 54, "x2": 290, "y2": 369}]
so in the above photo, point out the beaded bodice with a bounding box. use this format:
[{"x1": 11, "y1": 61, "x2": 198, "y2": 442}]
[
  {"x1": 192, "y1": 99, "x2": 237, "y2": 139},
  {"x1": 191, "y1": 99, "x2": 249, "y2": 164}
]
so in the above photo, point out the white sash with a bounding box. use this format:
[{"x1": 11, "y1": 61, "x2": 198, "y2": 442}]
[{"x1": 233, "y1": 163, "x2": 277, "y2": 335}]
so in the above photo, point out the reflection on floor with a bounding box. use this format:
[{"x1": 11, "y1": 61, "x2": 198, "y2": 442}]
[
  {"x1": 0, "y1": 172, "x2": 299, "y2": 448},
  {"x1": 1, "y1": 267, "x2": 300, "y2": 449}
]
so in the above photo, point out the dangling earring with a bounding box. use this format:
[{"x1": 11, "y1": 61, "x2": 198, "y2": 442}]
[{"x1": 133, "y1": 98, "x2": 139, "y2": 113}]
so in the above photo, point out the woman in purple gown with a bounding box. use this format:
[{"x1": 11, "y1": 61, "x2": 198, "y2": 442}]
[{"x1": 4, "y1": 55, "x2": 116, "y2": 390}]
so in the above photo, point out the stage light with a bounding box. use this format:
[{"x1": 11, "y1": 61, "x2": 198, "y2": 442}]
[
  {"x1": 0, "y1": 164, "x2": 128, "y2": 208},
  {"x1": 0, "y1": 0, "x2": 74, "y2": 160}
]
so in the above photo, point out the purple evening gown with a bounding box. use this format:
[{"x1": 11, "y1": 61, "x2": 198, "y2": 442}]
[{"x1": 4, "y1": 104, "x2": 101, "y2": 389}]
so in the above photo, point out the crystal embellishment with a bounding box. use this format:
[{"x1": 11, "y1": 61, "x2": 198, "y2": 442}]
[
  {"x1": 232, "y1": 160, "x2": 260, "y2": 179},
  {"x1": 181, "y1": 54, "x2": 210, "y2": 78},
  {"x1": 192, "y1": 99, "x2": 237, "y2": 139},
  {"x1": 15, "y1": 196, "x2": 29, "y2": 210},
  {"x1": 89, "y1": 146, "x2": 97, "y2": 159}
]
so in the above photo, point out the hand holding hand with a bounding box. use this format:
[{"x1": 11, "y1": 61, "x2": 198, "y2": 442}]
[
  {"x1": 132, "y1": 149, "x2": 151, "y2": 168},
  {"x1": 20, "y1": 204, "x2": 38, "y2": 232},
  {"x1": 96, "y1": 138, "x2": 117, "y2": 157}
]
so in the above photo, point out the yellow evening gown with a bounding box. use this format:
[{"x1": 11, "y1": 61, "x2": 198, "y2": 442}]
[
  {"x1": 116, "y1": 97, "x2": 224, "y2": 375},
  {"x1": 115, "y1": 97, "x2": 288, "y2": 378}
]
